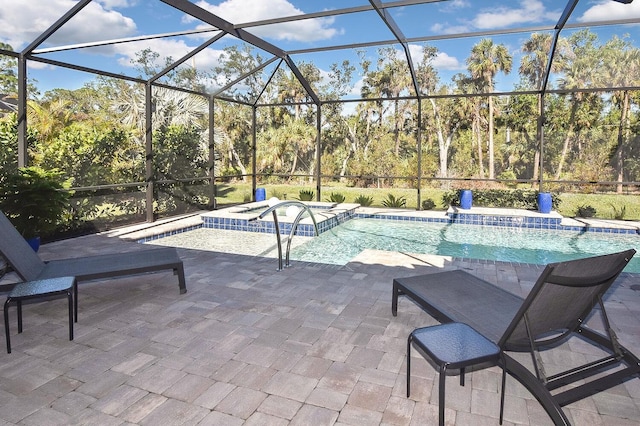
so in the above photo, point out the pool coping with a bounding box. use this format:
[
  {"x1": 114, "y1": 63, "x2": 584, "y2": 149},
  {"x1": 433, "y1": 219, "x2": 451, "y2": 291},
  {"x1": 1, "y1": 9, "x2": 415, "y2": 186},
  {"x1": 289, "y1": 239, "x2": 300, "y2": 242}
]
[
  {"x1": 109, "y1": 205, "x2": 640, "y2": 244},
  {"x1": 199, "y1": 201, "x2": 360, "y2": 237},
  {"x1": 356, "y1": 206, "x2": 640, "y2": 234}
]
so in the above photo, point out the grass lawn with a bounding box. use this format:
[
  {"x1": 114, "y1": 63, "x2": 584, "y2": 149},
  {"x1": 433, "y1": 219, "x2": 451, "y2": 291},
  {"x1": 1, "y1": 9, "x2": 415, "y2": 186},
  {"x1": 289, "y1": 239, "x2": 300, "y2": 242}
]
[{"x1": 213, "y1": 183, "x2": 640, "y2": 221}]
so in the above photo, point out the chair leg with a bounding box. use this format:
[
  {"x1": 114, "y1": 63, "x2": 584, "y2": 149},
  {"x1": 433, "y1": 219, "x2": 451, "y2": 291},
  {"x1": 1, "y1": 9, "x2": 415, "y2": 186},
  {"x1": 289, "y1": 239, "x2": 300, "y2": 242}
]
[
  {"x1": 439, "y1": 364, "x2": 447, "y2": 426},
  {"x1": 73, "y1": 280, "x2": 78, "y2": 323},
  {"x1": 17, "y1": 300, "x2": 22, "y2": 333},
  {"x1": 407, "y1": 333, "x2": 413, "y2": 397},
  {"x1": 67, "y1": 291, "x2": 73, "y2": 341},
  {"x1": 460, "y1": 366, "x2": 465, "y2": 386},
  {"x1": 4, "y1": 298, "x2": 11, "y2": 354},
  {"x1": 499, "y1": 356, "x2": 506, "y2": 425}
]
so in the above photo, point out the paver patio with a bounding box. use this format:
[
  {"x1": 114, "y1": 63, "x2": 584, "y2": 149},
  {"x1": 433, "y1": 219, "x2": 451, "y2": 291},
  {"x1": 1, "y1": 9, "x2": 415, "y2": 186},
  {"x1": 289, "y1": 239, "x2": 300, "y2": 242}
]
[{"x1": 1, "y1": 225, "x2": 639, "y2": 425}]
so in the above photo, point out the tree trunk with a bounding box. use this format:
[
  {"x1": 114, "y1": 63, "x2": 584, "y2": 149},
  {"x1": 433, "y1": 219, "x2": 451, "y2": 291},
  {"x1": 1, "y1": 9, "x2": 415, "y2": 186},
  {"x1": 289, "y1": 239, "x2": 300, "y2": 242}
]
[
  {"x1": 555, "y1": 131, "x2": 572, "y2": 180},
  {"x1": 394, "y1": 99, "x2": 400, "y2": 156},
  {"x1": 475, "y1": 106, "x2": 485, "y2": 179},
  {"x1": 614, "y1": 90, "x2": 630, "y2": 194},
  {"x1": 429, "y1": 99, "x2": 449, "y2": 178},
  {"x1": 488, "y1": 96, "x2": 495, "y2": 179},
  {"x1": 289, "y1": 148, "x2": 298, "y2": 177},
  {"x1": 554, "y1": 100, "x2": 579, "y2": 180},
  {"x1": 231, "y1": 147, "x2": 247, "y2": 182}
]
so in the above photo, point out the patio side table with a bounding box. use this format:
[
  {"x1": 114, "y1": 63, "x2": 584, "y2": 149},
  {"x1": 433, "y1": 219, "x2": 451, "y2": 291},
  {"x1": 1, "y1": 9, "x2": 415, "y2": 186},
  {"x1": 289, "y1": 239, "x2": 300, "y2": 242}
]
[
  {"x1": 407, "y1": 322, "x2": 505, "y2": 425},
  {"x1": 4, "y1": 276, "x2": 77, "y2": 353}
]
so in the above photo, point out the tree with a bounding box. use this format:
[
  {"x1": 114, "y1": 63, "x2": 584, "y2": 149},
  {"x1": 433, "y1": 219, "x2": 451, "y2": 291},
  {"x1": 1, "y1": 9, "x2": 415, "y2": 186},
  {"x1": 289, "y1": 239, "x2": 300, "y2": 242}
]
[
  {"x1": 520, "y1": 33, "x2": 569, "y2": 182},
  {"x1": 601, "y1": 36, "x2": 640, "y2": 192},
  {"x1": 454, "y1": 73, "x2": 486, "y2": 178},
  {"x1": 467, "y1": 39, "x2": 513, "y2": 179},
  {"x1": 213, "y1": 45, "x2": 266, "y2": 103},
  {"x1": 415, "y1": 44, "x2": 465, "y2": 179},
  {"x1": 0, "y1": 43, "x2": 18, "y2": 95},
  {"x1": 555, "y1": 30, "x2": 604, "y2": 180}
]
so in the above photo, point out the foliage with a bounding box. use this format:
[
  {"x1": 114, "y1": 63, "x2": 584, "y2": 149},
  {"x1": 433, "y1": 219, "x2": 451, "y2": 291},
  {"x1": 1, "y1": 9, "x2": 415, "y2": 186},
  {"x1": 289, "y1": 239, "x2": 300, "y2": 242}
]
[
  {"x1": 38, "y1": 122, "x2": 140, "y2": 186},
  {"x1": 382, "y1": 193, "x2": 407, "y2": 208},
  {"x1": 154, "y1": 125, "x2": 206, "y2": 181},
  {"x1": 0, "y1": 167, "x2": 71, "y2": 238},
  {"x1": 422, "y1": 198, "x2": 436, "y2": 210},
  {"x1": 0, "y1": 115, "x2": 18, "y2": 176},
  {"x1": 576, "y1": 205, "x2": 597, "y2": 218},
  {"x1": 326, "y1": 192, "x2": 346, "y2": 203},
  {"x1": 442, "y1": 189, "x2": 560, "y2": 210},
  {"x1": 497, "y1": 170, "x2": 518, "y2": 187},
  {"x1": 610, "y1": 204, "x2": 626, "y2": 220},
  {"x1": 5, "y1": 28, "x2": 640, "y2": 230},
  {"x1": 353, "y1": 194, "x2": 374, "y2": 207},
  {"x1": 0, "y1": 113, "x2": 39, "y2": 177},
  {"x1": 298, "y1": 189, "x2": 315, "y2": 201}
]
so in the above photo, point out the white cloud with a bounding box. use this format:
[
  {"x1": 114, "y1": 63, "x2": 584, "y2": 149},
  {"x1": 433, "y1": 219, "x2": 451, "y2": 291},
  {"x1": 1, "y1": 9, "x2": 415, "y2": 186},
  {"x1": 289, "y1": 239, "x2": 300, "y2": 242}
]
[
  {"x1": 408, "y1": 43, "x2": 462, "y2": 71},
  {"x1": 431, "y1": 22, "x2": 472, "y2": 35},
  {"x1": 434, "y1": 0, "x2": 561, "y2": 34},
  {"x1": 439, "y1": 0, "x2": 471, "y2": 12},
  {"x1": 191, "y1": 0, "x2": 341, "y2": 42},
  {"x1": 110, "y1": 38, "x2": 224, "y2": 73},
  {"x1": 97, "y1": 0, "x2": 137, "y2": 10},
  {"x1": 433, "y1": 52, "x2": 463, "y2": 70},
  {"x1": 473, "y1": 0, "x2": 559, "y2": 29},
  {"x1": 349, "y1": 77, "x2": 364, "y2": 97},
  {"x1": 578, "y1": 1, "x2": 640, "y2": 22},
  {"x1": 0, "y1": 0, "x2": 136, "y2": 50}
]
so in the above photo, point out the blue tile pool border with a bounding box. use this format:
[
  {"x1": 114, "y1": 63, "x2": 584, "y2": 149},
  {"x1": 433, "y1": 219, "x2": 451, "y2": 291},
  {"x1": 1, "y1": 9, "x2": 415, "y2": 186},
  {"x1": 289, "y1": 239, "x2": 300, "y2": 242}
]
[
  {"x1": 137, "y1": 224, "x2": 204, "y2": 243},
  {"x1": 137, "y1": 209, "x2": 639, "y2": 244},
  {"x1": 200, "y1": 205, "x2": 357, "y2": 237},
  {"x1": 353, "y1": 212, "x2": 639, "y2": 235}
]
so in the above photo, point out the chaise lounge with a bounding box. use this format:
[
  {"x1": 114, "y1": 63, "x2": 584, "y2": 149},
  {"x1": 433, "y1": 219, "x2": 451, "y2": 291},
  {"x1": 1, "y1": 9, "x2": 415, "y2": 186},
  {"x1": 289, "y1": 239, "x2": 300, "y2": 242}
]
[
  {"x1": 0, "y1": 211, "x2": 186, "y2": 294},
  {"x1": 393, "y1": 249, "x2": 639, "y2": 425}
]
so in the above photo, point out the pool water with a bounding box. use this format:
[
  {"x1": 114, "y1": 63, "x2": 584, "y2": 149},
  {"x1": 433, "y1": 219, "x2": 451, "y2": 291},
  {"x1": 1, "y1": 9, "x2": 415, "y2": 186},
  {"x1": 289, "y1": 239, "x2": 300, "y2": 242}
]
[{"x1": 288, "y1": 219, "x2": 640, "y2": 272}]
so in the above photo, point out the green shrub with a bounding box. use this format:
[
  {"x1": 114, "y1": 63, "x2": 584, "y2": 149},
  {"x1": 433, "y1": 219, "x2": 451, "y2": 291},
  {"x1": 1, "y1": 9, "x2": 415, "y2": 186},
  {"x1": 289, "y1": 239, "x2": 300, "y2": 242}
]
[
  {"x1": 298, "y1": 189, "x2": 315, "y2": 201},
  {"x1": 270, "y1": 189, "x2": 284, "y2": 199},
  {"x1": 382, "y1": 193, "x2": 406, "y2": 208},
  {"x1": 576, "y1": 205, "x2": 596, "y2": 218},
  {"x1": 441, "y1": 191, "x2": 459, "y2": 207},
  {"x1": 0, "y1": 167, "x2": 72, "y2": 238},
  {"x1": 442, "y1": 189, "x2": 560, "y2": 210},
  {"x1": 354, "y1": 195, "x2": 374, "y2": 207},
  {"x1": 497, "y1": 170, "x2": 518, "y2": 188},
  {"x1": 611, "y1": 204, "x2": 626, "y2": 220},
  {"x1": 422, "y1": 198, "x2": 436, "y2": 210},
  {"x1": 326, "y1": 192, "x2": 346, "y2": 203}
]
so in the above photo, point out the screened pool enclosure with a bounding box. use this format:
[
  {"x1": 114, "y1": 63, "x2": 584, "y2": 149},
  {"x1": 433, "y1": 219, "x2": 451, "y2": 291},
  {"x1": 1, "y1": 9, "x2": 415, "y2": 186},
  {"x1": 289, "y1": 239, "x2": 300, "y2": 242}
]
[{"x1": 1, "y1": 0, "x2": 640, "y2": 225}]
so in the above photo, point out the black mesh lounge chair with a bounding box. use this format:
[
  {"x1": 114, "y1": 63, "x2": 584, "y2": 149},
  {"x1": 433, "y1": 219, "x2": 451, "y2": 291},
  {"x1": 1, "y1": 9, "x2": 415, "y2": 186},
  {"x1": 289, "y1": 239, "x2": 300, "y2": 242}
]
[
  {"x1": 0, "y1": 211, "x2": 186, "y2": 294},
  {"x1": 392, "y1": 249, "x2": 639, "y2": 425}
]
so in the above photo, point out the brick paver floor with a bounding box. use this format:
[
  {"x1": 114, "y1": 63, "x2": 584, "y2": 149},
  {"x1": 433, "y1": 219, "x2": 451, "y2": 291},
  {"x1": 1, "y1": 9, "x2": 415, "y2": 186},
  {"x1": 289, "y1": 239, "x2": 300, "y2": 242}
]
[{"x1": 1, "y1": 228, "x2": 639, "y2": 425}]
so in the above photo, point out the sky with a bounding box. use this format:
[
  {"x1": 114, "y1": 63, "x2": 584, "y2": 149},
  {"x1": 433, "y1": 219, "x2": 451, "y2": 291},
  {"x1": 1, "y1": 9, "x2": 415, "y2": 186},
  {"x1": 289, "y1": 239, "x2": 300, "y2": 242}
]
[{"x1": 1, "y1": 0, "x2": 639, "y2": 96}]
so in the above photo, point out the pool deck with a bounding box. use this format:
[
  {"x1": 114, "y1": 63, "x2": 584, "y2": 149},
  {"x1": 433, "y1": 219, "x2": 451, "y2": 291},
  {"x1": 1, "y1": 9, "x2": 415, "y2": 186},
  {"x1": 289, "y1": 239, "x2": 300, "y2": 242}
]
[{"x1": 0, "y1": 211, "x2": 639, "y2": 425}]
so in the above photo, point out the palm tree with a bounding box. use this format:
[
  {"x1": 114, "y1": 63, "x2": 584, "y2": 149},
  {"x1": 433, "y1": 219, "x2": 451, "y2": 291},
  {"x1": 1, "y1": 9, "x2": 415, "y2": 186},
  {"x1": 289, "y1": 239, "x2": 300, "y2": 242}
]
[
  {"x1": 454, "y1": 74, "x2": 486, "y2": 178},
  {"x1": 519, "y1": 32, "x2": 568, "y2": 183},
  {"x1": 467, "y1": 39, "x2": 512, "y2": 179},
  {"x1": 602, "y1": 37, "x2": 640, "y2": 193},
  {"x1": 555, "y1": 30, "x2": 602, "y2": 180},
  {"x1": 27, "y1": 99, "x2": 73, "y2": 142}
]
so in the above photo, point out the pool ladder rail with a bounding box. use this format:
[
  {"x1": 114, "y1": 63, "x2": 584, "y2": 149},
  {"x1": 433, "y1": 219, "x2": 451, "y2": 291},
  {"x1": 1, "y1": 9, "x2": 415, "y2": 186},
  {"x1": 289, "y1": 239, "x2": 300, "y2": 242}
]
[{"x1": 252, "y1": 201, "x2": 319, "y2": 270}]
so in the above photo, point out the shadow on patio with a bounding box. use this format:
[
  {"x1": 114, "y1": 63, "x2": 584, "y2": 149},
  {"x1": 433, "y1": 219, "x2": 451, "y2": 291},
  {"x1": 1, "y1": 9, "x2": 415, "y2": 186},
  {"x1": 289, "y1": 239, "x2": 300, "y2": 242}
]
[{"x1": 1, "y1": 230, "x2": 639, "y2": 425}]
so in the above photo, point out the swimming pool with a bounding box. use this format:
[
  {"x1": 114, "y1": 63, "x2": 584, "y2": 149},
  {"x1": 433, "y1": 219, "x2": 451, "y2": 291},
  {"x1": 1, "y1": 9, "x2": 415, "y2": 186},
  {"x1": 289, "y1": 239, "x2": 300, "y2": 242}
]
[
  {"x1": 288, "y1": 218, "x2": 639, "y2": 271},
  {"x1": 147, "y1": 217, "x2": 640, "y2": 272}
]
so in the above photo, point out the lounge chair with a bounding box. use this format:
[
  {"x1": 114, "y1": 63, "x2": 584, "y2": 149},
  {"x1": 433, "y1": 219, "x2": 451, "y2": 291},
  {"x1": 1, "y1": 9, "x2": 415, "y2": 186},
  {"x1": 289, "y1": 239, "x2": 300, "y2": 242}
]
[
  {"x1": 392, "y1": 249, "x2": 639, "y2": 425},
  {"x1": 0, "y1": 211, "x2": 186, "y2": 294}
]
